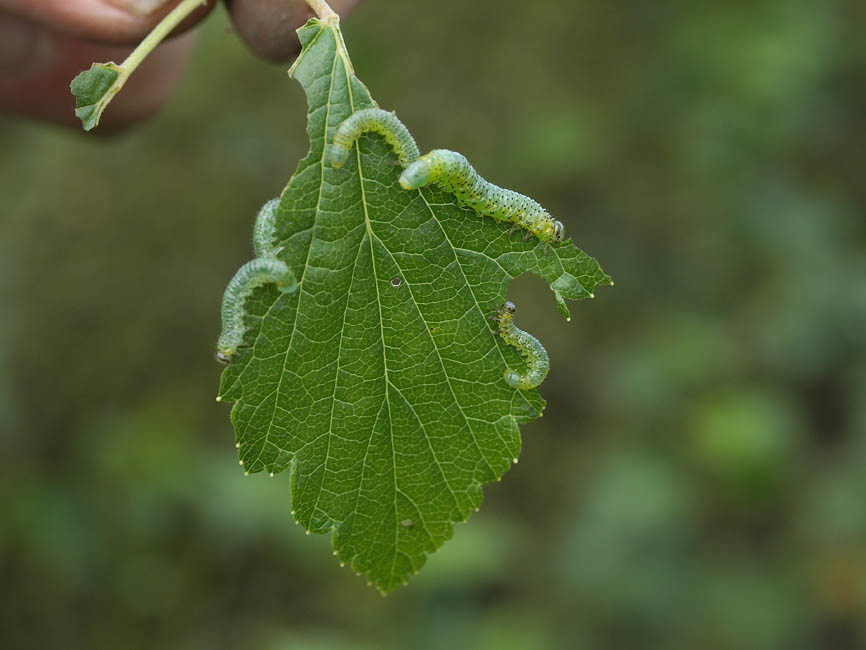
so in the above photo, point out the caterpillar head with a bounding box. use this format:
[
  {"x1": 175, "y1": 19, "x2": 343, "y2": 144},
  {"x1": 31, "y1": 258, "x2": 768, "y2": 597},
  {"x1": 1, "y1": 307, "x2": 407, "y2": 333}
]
[
  {"x1": 504, "y1": 369, "x2": 522, "y2": 387},
  {"x1": 216, "y1": 349, "x2": 233, "y2": 365},
  {"x1": 399, "y1": 159, "x2": 432, "y2": 190},
  {"x1": 553, "y1": 220, "x2": 565, "y2": 242},
  {"x1": 498, "y1": 300, "x2": 517, "y2": 326},
  {"x1": 329, "y1": 144, "x2": 350, "y2": 169},
  {"x1": 536, "y1": 219, "x2": 562, "y2": 244},
  {"x1": 276, "y1": 275, "x2": 300, "y2": 294}
]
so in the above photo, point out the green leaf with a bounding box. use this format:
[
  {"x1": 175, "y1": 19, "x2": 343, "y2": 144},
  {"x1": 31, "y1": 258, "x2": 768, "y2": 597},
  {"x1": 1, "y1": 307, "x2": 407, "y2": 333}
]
[
  {"x1": 217, "y1": 16, "x2": 611, "y2": 592},
  {"x1": 70, "y1": 63, "x2": 122, "y2": 131}
]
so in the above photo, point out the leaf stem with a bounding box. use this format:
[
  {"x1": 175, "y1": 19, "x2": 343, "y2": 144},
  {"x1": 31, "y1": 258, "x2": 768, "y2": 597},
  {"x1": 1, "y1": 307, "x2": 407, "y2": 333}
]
[
  {"x1": 70, "y1": 0, "x2": 208, "y2": 129},
  {"x1": 306, "y1": 0, "x2": 339, "y2": 24},
  {"x1": 115, "y1": 0, "x2": 207, "y2": 88}
]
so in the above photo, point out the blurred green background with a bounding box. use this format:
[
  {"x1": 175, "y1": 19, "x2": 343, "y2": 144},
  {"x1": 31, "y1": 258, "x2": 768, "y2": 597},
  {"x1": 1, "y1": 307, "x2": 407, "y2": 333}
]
[{"x1": 2, "y1": 0, "x2": 866, "y2": 648}]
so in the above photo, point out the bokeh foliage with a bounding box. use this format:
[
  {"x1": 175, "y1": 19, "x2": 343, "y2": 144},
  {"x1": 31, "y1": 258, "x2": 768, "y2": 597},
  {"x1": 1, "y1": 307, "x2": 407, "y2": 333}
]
[{"x1": 1, "y1": 0, "x2": 865, "y2": 647}]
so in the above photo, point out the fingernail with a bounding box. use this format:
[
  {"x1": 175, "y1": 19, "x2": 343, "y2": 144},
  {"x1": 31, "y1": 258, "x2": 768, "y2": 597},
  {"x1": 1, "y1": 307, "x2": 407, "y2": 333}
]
[
  {"x1": 0, "y1": 15, "x2": 53, "y2": 74},
  {"x1": 108, "y1": 0, "x2": 173, "y2": 16}
]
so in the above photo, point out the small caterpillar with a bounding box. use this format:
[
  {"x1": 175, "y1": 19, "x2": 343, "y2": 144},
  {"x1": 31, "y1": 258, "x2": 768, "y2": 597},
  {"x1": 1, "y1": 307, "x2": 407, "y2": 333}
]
[
  {"x1": 330, "y1": 108, "x2": 420, "y2": 169},
  {"x1": 253, "y1": 198, "x2": 281, "y2": 258},
  {"x1": 399, "y1": 150, "x2": 565, "y2": 245},
  {"x1": 496, "y1": 301, "x2": 549, "y2": 390},
  {"x1": 216, "y1": 258, "x2": 299, "y2": 363}
]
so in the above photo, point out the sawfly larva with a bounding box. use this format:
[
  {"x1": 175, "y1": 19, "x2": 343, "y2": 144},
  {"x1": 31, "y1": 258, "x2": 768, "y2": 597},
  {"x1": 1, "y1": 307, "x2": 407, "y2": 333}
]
[
  {"x1": 399, "y1": 149, "x2": 565, "y2": 245},
  {"x1": 216, "y1": 258, "x2": 298, "y2": 363},
  {"x1": 496, "y1": 301, "x2": 549, "y2": 390}
]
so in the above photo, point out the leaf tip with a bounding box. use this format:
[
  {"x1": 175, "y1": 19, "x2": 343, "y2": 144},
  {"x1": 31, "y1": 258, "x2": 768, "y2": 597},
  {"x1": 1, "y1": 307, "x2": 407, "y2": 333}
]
[{"x1": 552, "y1": 289, "x2": 571, "y2": 321}]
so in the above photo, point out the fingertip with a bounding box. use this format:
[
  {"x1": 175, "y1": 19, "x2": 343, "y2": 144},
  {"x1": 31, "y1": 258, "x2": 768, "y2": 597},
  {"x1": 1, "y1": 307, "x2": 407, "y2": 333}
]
[
  {"x1": 0, "y1": 0, "x2": 217, "y2": 45},
  {"x1": 107, "y1": 0, "x2": 177, "y2": 17},
  {"x1": 226, "y1": 0, "x2": 363, "y2": 63},
  {"x1": 225, "y1": 0, "x2": 311, "y2": 62}
]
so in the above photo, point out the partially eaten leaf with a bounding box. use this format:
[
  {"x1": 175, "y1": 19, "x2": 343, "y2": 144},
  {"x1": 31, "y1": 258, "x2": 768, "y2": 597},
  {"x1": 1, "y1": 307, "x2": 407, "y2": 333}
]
[{"x1": 217, "y1": 13, "x2": 611, "y2": 592}]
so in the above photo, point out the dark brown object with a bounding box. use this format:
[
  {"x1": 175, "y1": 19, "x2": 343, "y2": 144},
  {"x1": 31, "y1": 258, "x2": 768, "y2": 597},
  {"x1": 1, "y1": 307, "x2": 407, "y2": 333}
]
[{"x1": 225, "y1": 0, "x2": 362, "y2": 62}]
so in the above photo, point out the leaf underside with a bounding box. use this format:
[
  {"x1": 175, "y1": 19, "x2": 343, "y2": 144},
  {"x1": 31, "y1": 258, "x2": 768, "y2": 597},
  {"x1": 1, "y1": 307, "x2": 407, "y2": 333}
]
[{"x1": 218, "y1": 18, "x2": 611, "y2": 592}]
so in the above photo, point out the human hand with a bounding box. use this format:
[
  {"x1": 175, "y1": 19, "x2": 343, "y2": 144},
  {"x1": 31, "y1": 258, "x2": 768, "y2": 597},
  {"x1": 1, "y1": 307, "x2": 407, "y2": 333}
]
[{"x1": 0, "y1": 0, "x2": 361, "y2": 130}]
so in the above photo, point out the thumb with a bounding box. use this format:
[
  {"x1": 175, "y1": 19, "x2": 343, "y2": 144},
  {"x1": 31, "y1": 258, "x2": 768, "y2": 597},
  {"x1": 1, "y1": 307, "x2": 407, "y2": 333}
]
[
  {"x1": 224, "y1": 0, "x2": 363, "y2": 63},
  {"x1": 0, "y1": 0, "x2": 216, "y2": 44}
]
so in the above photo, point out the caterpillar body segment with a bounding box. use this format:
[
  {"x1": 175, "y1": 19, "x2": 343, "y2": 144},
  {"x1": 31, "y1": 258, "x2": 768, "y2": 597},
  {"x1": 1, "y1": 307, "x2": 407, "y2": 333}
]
[
  {"x1": 253, "y1": 198, "x2": 281, "y2": 258},
  {"x1": 496, "y1": 301, "x2": 550, "y2": 390},
  {"x1": 330, "y1": 108, "x2": 420, "y2": 169},
  {"x1": 216, "y1": 258, "x2": 298, "y2": 363},
  {"x1": 399, "y1": 149, "x2": 565, "y2": 245}
]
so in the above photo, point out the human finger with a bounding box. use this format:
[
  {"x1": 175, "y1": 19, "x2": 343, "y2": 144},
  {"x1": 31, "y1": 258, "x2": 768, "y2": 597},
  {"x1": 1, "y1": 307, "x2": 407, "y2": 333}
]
[
  {"x1": 0, "y1": 0, "x2": 216, "y2": 45},
  {"x1": 224, "y1": 0, "x2": 362, "y2": 63}
]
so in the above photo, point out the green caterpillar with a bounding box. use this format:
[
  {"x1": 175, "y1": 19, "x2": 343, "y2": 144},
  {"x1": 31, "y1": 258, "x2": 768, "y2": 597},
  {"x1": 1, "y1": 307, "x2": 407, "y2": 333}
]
[
  {"x1": 329, "y1": 108, "x2": 420, "y2": 169},
  {"x1": 252, "y1": 198, "x2": 281, "y2": 258},
  {"x1": 399, "y1": 150, "x2": 565, "y2": 245},
  {"x1": 216, "y1": 258, "x2": 298, "y2": 363},
  {"x1": 496, "y1": 301, "x2": 549, "y2": 390}
]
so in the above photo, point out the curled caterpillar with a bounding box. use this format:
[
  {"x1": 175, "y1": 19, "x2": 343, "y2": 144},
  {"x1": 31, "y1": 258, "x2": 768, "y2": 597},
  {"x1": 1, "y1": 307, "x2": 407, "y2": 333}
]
[
  {"x1": 496, "y1": 301, "x2": 549, "y2": 390},
  {"x1": 330, "y1": 108, "x2": 420, "y2": 169},
  {"x1": 399, "y1": 150, "x2": 565, "y2": 245},
  {"x1": 253, "y1": 198, "x2": 281, "y2": 258},
  {"x1": 216, "y1": 258, "x2": 299, "y2": 363}
]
